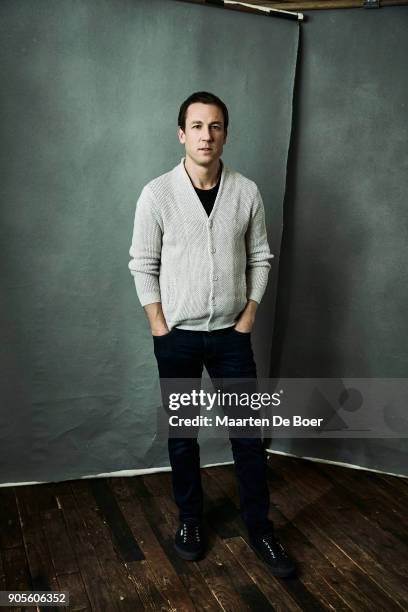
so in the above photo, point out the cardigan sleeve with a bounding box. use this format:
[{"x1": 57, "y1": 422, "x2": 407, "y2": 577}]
[
  {"x1": 128, "y1": 185, "x2": 163, "y2": 307},
  {"x1": 245, "y1": 187, "x2": 274, "y2": 304}
]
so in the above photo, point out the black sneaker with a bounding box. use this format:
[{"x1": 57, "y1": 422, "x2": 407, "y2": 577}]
[
  {"x1": 250, "y1": 533, "x2": 296, "y2": 577},
  {"x1": 174, "y1": 521, "x2": 205, "y2": 561}
]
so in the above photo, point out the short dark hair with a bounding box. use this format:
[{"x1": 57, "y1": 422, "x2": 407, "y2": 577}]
[{"x1": 178, "y1": 91, "x2": 229, "y2": 132}]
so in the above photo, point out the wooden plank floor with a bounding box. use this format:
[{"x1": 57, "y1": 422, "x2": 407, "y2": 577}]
[{"x1": 0, "y1": 454, "x2": 407, "y2": 611}]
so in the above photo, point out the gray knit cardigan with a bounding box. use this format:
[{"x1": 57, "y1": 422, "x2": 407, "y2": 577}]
[{"x1": 128, "y1": 158, "x2": 274, "y2": 331}]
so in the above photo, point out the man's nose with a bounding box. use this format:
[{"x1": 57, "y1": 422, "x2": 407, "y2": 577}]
[{"x1": 200, "y1": 127, "x2": 212, "y2": 140}]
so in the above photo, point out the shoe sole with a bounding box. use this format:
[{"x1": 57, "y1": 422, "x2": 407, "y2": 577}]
[{"x1": 174, "y1": 542, "x2": 203, "y2": 561}]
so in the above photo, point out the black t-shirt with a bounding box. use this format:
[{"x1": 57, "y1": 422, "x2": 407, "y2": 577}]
[{"x1": 194, "y1": 173, "x2": 221, "y2": 217}]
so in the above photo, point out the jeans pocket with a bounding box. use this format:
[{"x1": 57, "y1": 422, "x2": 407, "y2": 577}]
[
  {"x1": 232, "y1": 327, "x2": 251, "y2": 336},
  {"x1": 152, "y1": 328, "x2": 175, "y2": 342}
]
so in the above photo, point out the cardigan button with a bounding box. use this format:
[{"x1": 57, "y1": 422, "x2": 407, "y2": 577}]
[
  {"x1": 213, "y1": 275, "x2": 218, "y2": 281},
  {"x1": 211, "y1": 248, "x2": 216, "y2": 253},
  {"x1": 209, "y1": 220, "x2": 213, "y2": 228}
]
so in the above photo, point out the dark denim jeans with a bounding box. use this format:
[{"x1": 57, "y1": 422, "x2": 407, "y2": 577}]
[{"x1": 153, "y1": 325, "x2": 274, "y2": 539}]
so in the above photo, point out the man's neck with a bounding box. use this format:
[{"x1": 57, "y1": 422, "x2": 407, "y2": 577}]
[{"x1": 184, "y1": 157, "x2": 221, "y2": 190}]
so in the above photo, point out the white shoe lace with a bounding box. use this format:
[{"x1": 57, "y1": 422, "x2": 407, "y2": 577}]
[
  {"x1": 262, "y1": 536, "x2": 287, "y2": 559},
  {"x1": 181, "y1": 523, "x2": 201, "y2": 543}
]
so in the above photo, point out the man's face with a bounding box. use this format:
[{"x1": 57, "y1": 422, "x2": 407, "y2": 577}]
[{"x1": 177, "y1": 102, "x2": 227, "y2": 167}]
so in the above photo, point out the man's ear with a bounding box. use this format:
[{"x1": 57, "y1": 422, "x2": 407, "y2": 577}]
[
  {"x1": 223, "y1": 129, "x2": 228, "y2": 144},
  {"x1": 177, "y1": 126, "x2": 186, "y2": 144}
]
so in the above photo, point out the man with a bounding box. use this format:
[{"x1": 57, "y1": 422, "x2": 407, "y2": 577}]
[{"x1": 128, "y1": 92, "x2": 295, "y2": 577}]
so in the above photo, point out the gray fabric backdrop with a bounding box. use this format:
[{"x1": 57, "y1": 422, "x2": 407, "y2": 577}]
[
  {"x1": 270, "y1": 7, "x2": 408, "y2": 476},
  {"x1": 0, "y1": 0, "x2": 299, "y2": 484}
]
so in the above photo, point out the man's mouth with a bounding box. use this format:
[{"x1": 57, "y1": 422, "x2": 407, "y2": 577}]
[{"x1": 199, "y1": 147, "x2": 212, "y2": 151}]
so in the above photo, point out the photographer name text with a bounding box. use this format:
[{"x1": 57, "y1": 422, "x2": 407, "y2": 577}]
[{"x1": 169, "y1": 415, "x2": 324, "y2": 428}]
